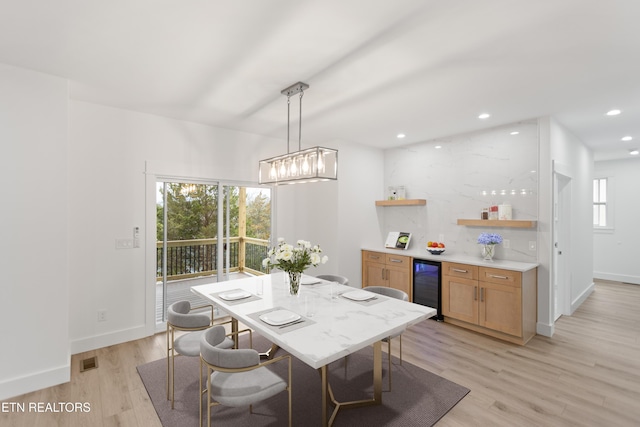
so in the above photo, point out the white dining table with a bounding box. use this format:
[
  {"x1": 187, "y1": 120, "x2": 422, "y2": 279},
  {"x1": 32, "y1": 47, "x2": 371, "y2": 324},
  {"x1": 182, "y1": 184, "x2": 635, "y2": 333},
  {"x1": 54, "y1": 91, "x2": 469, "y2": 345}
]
[{"x1": 191, "y1": 272, "x2": 435, "y2": 426}]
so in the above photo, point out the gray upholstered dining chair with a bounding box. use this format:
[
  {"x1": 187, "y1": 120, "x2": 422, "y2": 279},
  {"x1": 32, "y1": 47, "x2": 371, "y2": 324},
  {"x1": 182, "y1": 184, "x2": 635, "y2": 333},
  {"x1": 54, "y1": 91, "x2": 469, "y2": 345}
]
[
  {"x1": 199, "y1": 325, "x2": 292, "y2": 427},
  {"x1": 166, "y1": 300, "x2": 234, "y2": 409},
  {"x1": 316, "y1": 274, "x2": 349, "y2": 286},
  {"x1": 363, "y1": 286, "x2": 409, "y2": 391}
]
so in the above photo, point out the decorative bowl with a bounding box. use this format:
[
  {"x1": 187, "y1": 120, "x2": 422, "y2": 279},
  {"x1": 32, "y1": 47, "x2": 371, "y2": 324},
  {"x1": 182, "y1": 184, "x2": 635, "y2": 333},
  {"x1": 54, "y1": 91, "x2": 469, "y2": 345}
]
[{"x1": 426, "y1": 248, "x2": 445, "y2": 255}]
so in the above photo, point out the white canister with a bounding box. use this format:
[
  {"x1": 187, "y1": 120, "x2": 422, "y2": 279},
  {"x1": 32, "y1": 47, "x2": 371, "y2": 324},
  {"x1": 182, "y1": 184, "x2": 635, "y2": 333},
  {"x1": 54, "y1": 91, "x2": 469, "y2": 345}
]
[{"x1": 498, "y1": 204, "x2": 512, "y2": 220}]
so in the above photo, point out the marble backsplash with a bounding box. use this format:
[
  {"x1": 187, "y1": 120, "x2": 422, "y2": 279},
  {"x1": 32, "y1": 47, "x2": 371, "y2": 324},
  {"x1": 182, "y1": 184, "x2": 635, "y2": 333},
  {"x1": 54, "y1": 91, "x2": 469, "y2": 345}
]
[{"x1": 381, "y1": 120, "x2": 539, "y2": 263}]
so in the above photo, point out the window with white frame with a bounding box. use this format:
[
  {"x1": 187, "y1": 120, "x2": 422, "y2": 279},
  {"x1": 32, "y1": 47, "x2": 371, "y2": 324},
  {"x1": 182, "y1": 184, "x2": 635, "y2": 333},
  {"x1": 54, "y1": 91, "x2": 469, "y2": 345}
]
[{"x1": 593, "y1": 178, "x2": 608, "y2": 227}]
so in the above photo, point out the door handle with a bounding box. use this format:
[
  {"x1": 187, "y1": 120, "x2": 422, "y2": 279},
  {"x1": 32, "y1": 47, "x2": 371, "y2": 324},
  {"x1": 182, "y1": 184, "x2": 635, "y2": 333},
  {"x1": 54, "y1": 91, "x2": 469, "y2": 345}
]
[
  {"x1": 480, "y1": 287, "x2": 484, "y2": 302},
  {"x1": 474, "y1": 286, "x2": 477, "y2": 301}
]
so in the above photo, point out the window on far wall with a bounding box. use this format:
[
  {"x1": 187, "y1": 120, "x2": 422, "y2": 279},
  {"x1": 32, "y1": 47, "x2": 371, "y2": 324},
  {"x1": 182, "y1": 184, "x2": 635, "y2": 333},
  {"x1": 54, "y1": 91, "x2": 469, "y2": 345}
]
[{"x1": 593, "y1": 178, "x2": 608, "y2": 227}]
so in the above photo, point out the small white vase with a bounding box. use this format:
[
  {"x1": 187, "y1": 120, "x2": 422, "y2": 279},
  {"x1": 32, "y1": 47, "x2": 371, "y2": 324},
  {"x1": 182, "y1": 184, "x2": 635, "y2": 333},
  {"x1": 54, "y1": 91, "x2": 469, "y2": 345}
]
[{"x1": 481, "y1": 244, "x2": 496, "y2": 261}]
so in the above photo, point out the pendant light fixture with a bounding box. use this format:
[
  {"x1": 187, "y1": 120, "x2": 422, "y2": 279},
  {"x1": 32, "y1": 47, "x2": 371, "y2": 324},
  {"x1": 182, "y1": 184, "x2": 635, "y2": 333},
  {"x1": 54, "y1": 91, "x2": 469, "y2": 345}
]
[{"x1": 259, "y1": 82, "x2": 338, "y2": 185}]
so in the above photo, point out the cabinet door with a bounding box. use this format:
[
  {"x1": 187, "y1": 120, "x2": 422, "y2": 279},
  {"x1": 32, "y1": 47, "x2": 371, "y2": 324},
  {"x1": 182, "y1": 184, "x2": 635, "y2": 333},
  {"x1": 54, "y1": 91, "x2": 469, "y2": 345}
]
[
  {"x1": 442, "y1": 275, "x2": 478, "y2": 324},
  {"x1": 364, "y1": 261, "x2": 388, "y2": 287},
  {"x1": 387, "y1": 263, "x2": 411, "y2": 296},
  {"x1": 479, "y1": 281, "x2": 522, "y2": 337}
]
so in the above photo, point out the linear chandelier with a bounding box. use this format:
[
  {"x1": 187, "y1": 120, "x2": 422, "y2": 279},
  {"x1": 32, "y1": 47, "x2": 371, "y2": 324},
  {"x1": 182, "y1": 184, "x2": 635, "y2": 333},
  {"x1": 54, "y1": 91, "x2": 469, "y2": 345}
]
[{"x1": 259, "y1": 82, "x2": 338, "y2": 185}]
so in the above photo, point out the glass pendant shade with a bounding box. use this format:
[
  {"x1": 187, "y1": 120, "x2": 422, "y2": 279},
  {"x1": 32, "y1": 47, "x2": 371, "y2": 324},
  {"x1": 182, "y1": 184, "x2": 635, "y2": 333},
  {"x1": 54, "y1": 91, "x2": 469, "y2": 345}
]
[{"x1": 259, "y1": 146, "x2": 338, "y2": 185}]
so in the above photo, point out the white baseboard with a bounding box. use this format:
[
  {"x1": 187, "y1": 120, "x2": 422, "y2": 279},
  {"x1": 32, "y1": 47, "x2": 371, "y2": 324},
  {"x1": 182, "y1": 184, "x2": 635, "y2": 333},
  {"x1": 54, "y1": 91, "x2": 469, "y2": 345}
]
[
  {"x1": 571, "y1": 282, "x2": 595, "y2": 314},
  {"x1": 536, "y1": 322, "x2": 554, "y2": 337},
  {"x1": 593, "y1": 271, "x2": 640, "y2": 285},
  {"x1": 0, "y1": 363, "x2": 70, "y2": 401},
  {"x1": 70, "y1": 324, "x2": 150, "y2": 354}
]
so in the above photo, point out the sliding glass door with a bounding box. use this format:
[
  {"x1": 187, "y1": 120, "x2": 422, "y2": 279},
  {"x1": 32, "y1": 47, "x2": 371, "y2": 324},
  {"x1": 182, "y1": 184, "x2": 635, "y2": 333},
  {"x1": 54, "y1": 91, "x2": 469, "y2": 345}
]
[{"x1": 155, "y1": 180, "x2": 271, "y2": 322}]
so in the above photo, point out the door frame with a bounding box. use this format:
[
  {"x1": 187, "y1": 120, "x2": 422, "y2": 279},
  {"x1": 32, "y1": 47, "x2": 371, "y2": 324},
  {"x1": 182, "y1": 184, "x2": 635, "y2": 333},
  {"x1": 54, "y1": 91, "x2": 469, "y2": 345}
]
[
  {"x1": 552, "y1": 161, "x2": 572, "y2": 320},
  {"x1": 144, "y1": 162, "x2": 276, "y2": 335}
]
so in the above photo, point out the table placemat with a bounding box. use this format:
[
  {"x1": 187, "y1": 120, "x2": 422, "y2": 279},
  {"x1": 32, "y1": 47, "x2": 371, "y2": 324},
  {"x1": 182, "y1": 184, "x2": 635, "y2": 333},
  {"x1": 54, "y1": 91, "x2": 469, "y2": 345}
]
[
  {"x1": 209, "y1": 289, "x2": 262, "y2": 306},
  {"x1": 338, "y1": 292, "x2": 386, "y2": 306},
  {"x1": 248, "y1": 307, "x2": 315, "y2": 334}
]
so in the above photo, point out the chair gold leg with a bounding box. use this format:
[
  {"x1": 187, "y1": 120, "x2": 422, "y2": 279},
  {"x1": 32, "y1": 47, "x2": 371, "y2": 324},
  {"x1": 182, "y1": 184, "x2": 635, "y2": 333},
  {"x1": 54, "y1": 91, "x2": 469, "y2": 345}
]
[
  {"x1": 388, "y1": 339, "x2": 392, "y2": 391},
  {"x1": 166, "y1": 324, "x2": 170, "y2": 401},
  {"x1": 207, "y1": 369, "x2": 212, "y2": 427},
  {"x1": 199, "y1": 358, "x2": 203, "y2": 427}
]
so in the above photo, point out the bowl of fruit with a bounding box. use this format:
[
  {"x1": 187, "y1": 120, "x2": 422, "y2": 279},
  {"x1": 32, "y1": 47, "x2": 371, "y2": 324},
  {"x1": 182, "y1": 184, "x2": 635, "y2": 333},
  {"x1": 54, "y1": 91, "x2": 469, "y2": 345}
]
[{"x1": 426, "y1": 241, "x2": 446, "y2": 255}]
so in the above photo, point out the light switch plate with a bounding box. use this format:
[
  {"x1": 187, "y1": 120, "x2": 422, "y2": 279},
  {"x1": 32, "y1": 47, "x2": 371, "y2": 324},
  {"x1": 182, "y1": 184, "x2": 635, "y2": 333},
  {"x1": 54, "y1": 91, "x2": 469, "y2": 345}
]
[{"x1": 116, "y1": 238, "x2": 133, "y2": 249}]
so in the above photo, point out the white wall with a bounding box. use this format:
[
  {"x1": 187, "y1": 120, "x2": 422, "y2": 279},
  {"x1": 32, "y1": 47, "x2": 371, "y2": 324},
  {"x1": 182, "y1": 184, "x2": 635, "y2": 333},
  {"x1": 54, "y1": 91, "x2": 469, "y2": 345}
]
[
  {"x1": 593, "y1": 157, "x2": 640, "y2": 284},
  {"x1": 68, "y1": 100, "x2": 284, "y2": 353},
  {"x1": 383, "y1": 117, "x2": 594, "y2": 337},
  {"x1": 537, "y1": 117, "x2": 594, "y2": 336},
  {"x1": 0, "y1": 64, "x2": 70, "y2": 400},
  {"x1": 383, "y1": 121, "x2": 539, "y2": 262},
  {"x1": 275, "y1": 140, "x2": 384, "y2": 287}
]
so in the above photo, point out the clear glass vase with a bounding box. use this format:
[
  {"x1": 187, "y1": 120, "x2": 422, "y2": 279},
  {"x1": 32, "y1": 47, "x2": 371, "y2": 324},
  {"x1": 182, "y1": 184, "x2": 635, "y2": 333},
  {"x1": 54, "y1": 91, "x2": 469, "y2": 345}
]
[
  {"x1": 288, "y1": 271, "x2": 302, "y2": 296},
  {"x1": 481, "y1": 244, "x2": 495, "y2": 261}
]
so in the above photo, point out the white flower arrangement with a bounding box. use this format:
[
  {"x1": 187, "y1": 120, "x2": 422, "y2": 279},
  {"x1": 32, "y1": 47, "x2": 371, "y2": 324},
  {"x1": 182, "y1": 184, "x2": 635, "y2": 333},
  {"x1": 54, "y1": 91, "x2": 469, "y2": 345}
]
[{"x1": 262, "y1": 238, "x2": 328, "y2": 274}]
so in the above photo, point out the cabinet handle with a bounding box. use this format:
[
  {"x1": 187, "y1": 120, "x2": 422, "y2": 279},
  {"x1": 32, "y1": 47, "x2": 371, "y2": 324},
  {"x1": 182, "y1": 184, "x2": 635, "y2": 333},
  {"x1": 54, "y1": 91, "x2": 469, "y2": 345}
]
[
  {"x1": 370, "y1": 255, "x2": 380, "y2": 259},
  {"x1": 480, "y1": 287, "x2": 484, "y2": 302},
  {"x1": 452, "y1": 268, "x2": 468, "y2": 273},
  {"x1": 474, "y1": 286, "x2": 477, "y2": 301},
  {"x1": 381, "y1": 269, "x2": 385, "y2": 280},
  {"x1": 389, "y1": 258, "x2": 403, "y2": 263},
  {"x1": 489, "y1": 274, "x2": 509, "y2": 280}
]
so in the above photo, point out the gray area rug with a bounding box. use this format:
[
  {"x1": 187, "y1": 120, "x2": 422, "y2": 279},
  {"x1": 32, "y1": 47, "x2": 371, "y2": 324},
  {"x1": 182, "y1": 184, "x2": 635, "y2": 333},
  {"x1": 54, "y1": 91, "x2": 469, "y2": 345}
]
[{"x1": 137, "y1": 334, "x2": 469, "y2": 427}]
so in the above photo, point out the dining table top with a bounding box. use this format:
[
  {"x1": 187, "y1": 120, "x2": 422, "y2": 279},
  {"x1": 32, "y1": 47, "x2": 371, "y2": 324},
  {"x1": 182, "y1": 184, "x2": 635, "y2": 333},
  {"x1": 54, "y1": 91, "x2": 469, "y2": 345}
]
[{"x1": 191, "y1": 272, "x2": 436, "y2": 370}]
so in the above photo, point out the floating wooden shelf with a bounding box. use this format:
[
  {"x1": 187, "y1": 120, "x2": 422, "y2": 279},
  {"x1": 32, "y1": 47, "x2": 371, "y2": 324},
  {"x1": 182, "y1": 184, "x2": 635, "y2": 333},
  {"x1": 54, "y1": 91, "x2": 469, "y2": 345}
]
[
  {"x1": 375, "y1": 199, "x2": 427, "y2": 207},
  {"x1": 457, "y1": 219, "x2": 537, "y2": 228}
]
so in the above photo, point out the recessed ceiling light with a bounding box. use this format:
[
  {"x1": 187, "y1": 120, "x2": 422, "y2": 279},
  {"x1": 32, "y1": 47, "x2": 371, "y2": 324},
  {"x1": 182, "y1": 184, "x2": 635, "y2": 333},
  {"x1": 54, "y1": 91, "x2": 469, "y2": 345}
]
[
  {"x1": 510, "y1": 131, "x2": 520, "y2": 135},
  {"x1": 435, "y1": 145, "x2": 442, "y2": 149},
  {"x1": 622, "y1": 136, "x2": 633, "y2": 141},
  {"x1": 630, "y1": 149, "x2": 639, "y2": 155},
  {"x1": 397, "y1": 133, "x2": 405, "y2": 139},
  {"x1": 606, "y1": 109, "x2": 621, "y2": 116},
  {"x1": 478, "y1": 113, "x2": 491, "y2": 119}
]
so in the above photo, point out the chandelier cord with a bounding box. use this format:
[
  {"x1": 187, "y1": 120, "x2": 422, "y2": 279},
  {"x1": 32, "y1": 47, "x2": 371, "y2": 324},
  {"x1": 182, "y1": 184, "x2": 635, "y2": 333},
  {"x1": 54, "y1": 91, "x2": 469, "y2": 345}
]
[
  {"x1": 298, "y1": 90, "x2": 304, "y2": 151},
  {"x1": 287, "y1": 94, "x2": 291, "y2": 154}
]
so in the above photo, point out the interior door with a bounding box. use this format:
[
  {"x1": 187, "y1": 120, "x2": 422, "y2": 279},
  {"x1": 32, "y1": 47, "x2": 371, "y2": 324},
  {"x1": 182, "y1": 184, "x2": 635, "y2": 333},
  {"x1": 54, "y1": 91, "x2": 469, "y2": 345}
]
[{"x1": 553, "y1": 171, "x2": 572, "y2": 320}]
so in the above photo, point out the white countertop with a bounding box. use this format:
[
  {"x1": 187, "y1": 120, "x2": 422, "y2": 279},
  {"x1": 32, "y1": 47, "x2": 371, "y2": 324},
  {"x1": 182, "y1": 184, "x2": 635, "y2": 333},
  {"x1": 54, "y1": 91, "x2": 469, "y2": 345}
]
[
  {"x1": 363, "y1": 246, "x2": 538, "y2": 272},
  {"x1": 192, "y1": 273, "x2": 436, "y2": 369}
]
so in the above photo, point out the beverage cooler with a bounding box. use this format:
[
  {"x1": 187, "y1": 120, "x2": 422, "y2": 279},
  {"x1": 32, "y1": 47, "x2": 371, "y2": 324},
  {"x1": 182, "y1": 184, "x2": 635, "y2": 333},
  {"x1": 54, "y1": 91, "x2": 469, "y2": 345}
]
[{"x1": 413, "y1": 259, "x2": 443, "y2": 321}]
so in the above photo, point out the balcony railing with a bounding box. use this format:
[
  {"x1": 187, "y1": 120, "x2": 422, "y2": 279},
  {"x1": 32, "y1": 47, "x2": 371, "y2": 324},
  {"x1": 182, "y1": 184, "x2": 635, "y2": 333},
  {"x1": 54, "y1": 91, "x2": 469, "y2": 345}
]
[{"x1": 157, "y1": 237, "x2": 269, "y2": 281}]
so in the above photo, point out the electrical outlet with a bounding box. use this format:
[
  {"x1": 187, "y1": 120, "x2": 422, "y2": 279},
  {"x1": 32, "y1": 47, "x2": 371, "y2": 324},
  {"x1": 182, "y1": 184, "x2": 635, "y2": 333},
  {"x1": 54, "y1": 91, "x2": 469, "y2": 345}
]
[
  {"x1": 98, "y1": 310, "x2": 107, "y2": 322},
  {"x1": 503, "y1": 239, "x2": 510, "y2": 249},
  {"x1": 529, "y1": 241, "x2": 537, "y2": 251}
]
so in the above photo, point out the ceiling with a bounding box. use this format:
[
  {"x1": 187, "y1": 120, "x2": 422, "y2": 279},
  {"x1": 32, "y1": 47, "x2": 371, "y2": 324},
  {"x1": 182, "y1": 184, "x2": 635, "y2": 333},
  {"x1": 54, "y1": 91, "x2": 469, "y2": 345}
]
[{"x1": 2, "y1": 0, "x2": 640, "y2": 161}]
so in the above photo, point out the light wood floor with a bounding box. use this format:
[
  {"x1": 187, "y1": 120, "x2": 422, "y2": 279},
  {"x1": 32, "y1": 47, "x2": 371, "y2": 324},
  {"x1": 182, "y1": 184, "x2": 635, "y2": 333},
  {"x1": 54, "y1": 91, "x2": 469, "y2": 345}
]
[{"x1": 2, "y1": 280, "x2": 639, "y2": 426}]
